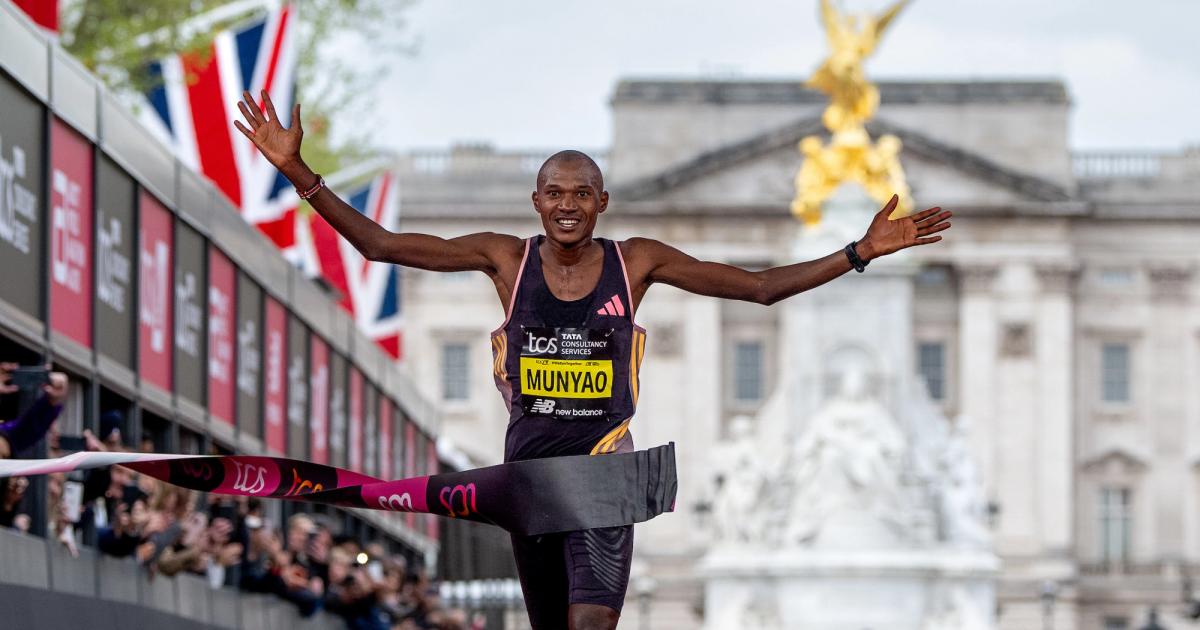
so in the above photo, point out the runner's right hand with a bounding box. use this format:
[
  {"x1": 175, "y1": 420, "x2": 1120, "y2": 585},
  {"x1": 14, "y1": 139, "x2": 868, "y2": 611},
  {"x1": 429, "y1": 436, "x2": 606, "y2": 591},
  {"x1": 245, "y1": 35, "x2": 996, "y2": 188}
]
[{"x1": 233, "y1": 89, "x2": 305, "y2": 177}]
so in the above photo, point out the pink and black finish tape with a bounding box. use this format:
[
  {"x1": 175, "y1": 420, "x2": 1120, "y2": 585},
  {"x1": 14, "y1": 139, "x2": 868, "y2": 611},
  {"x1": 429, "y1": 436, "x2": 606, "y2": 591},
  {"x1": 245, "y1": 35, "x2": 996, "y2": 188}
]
[{"x1": 0, "y1": 443, "x2": 677, "y2": 536}]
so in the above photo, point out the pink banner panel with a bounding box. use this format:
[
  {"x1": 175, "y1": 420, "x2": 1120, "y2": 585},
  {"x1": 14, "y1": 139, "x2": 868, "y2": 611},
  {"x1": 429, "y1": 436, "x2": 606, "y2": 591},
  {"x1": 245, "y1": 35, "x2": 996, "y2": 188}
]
[
  {"x1": 207, "y1": 249, "x2": 236, "y2": 425},
  {"x1": 138, "y1": 191, "x2": 173, "y2": 391},
  {"x1": 379, "y1": 397, "x2": 393, "y2": 481},
  {"x1": 49, "y1": 117, "x2": 94, "y2": 347}
]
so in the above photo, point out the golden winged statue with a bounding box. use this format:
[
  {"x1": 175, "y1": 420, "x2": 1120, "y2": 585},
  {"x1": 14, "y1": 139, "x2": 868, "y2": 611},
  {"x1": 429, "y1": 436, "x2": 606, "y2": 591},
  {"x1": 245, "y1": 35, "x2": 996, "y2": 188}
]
[{"x1": 792, "y1": 0, "x2": 914, "y2": 226}]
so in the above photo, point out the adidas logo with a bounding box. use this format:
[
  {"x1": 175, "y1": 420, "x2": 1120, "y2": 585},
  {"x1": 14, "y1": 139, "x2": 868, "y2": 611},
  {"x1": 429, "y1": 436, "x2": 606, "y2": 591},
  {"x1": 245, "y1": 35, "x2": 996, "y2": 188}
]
[{"x1": 596, "y1": 294, "x2": 626, "y2": 317}]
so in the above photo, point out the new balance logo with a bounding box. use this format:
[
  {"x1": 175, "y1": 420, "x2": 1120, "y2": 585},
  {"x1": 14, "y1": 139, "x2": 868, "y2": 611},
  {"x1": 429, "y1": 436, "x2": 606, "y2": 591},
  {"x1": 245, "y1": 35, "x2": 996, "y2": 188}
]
[
  {"x1": 596, "y1": 294, "x2": 626, "y2": 317},
  {"x1": 530, "y1": 399, "x2": 556, "y2": 414}
]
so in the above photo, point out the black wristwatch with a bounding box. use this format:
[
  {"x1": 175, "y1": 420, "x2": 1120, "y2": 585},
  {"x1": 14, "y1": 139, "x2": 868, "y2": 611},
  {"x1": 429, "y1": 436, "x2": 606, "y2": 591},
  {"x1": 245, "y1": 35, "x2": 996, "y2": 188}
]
[{"x1": 845, "y1": 241, "x2": 868, "y2": 273}]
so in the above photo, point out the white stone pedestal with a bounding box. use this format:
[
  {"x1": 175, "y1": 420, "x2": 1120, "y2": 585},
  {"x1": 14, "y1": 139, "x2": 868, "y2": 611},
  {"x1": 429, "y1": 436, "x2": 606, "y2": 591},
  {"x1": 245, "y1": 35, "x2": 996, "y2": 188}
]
[
  {"x1": 701, "y1": 548, "x2": 1000, "y2": 630},
  {"x1": 700, "y1": 186, "x2": 1000, "y2": 630}
]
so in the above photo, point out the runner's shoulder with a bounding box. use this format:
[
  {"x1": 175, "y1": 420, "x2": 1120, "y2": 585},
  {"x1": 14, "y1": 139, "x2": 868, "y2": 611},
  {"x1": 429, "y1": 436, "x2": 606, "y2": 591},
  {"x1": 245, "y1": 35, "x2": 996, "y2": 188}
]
[
  {"x1": 457, "y1": 231, "x2": 524, "y2": 257},
  {"x1": 617, "y1": 236, "x2": 664, "y2": 255},
  {"x1": 463, "y1": 232, "x2": 527, "y2": 273},
  {"x1": 618, "y1": 236, "x2": 674, "y2": 264}
]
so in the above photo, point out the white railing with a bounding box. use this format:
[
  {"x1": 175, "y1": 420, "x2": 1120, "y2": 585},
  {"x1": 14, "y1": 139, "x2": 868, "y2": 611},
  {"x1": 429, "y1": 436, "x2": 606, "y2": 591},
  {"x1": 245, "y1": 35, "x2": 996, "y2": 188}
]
[
  {"x1": 397, "y1": 147, "x2": 609, "y2": 177},
  {"x1": 1073, "y1": 151, "x2": 1164, "y2": 179}
]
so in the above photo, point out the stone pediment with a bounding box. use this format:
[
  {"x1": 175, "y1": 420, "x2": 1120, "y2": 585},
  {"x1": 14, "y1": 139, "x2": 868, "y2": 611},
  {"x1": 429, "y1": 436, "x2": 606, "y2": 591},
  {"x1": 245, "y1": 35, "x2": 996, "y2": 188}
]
[
  {"x1": 1080, "y1": 448, "x2": 1149, "y2": 474},
  {"x1": 612, "y1": 116, "x2": 1075, "y2": 211}
]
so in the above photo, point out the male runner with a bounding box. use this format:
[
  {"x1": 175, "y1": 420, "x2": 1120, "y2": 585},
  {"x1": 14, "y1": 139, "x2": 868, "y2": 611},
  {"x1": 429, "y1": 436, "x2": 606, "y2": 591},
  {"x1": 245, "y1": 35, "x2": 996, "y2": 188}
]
[{"x1": 235, "y1": 90, "x2": 951, "y2": 630}]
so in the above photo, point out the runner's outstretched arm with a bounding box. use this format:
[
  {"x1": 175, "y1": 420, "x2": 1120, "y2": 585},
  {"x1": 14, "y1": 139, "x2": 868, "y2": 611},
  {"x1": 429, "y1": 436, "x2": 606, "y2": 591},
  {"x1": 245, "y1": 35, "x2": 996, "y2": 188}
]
[
  {"x1": 233, "y1": 90, "x2": 517, "y2": 274},
  {"x1": 625, "y1": 195, "x2": 951, "y2": 306}
]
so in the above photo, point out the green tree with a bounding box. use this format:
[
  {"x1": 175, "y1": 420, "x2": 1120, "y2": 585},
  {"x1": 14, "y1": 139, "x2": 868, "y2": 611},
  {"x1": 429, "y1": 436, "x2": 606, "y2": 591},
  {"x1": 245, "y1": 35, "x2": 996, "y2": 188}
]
[{"x1": 57, "y1": 0, "x2": 415, "y2": 175}]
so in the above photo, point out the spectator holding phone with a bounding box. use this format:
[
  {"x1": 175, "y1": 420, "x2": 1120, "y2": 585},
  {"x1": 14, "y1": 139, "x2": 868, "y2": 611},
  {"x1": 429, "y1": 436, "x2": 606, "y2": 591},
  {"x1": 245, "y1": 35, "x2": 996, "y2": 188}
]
[
  {"x1": 0, "y1": 475, "x2": 29, "y2": 530},
  {"x1": 0, "y1": 362, "x2": 68, "y2": 458}
]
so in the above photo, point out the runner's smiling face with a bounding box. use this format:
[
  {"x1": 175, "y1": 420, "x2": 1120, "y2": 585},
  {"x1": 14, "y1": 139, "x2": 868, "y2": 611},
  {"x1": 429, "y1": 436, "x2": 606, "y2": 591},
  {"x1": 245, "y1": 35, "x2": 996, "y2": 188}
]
[{"x1": 533, "y1": 160, "x2": 608, "y2": 248}]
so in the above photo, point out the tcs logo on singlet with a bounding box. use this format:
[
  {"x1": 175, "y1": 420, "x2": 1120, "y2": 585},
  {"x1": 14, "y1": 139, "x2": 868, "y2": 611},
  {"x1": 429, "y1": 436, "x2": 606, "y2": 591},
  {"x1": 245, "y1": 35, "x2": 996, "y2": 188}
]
[
  {"x1": 525, "y1": 332, "x2": 558, "y2": 355},
  {"x1": 519, "y1": 326, "x2": 614, "y2": 418}
]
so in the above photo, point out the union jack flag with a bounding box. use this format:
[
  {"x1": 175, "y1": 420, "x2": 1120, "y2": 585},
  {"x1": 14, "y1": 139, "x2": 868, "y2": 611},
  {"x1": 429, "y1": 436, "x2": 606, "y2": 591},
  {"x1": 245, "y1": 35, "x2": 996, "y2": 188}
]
[
  {"x1": 298, "y1": 172, "x2": 404, "y2": 359},
  {"x1": 141, "y1": 2, "x2": 300, "y2": 253}
]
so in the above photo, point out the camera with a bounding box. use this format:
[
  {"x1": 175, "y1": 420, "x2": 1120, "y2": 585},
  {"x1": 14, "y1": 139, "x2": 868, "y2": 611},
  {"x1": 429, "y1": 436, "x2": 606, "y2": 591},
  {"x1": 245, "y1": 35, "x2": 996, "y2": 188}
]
[{"x1": 7, "y1": 366, "x2": 49, "y2": 391}]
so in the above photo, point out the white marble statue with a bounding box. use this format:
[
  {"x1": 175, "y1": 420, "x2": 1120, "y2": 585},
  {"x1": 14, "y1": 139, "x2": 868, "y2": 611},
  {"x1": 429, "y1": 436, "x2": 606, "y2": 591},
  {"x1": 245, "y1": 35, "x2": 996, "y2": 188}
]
[
  {"x1": 774, "y1": 346, "x2": 914, "y2": 547},
  {"x1": 937, "y1": 415, "x2": 992, "y2": 548},
  {"x1": 710, "y1": 416, "x2": 767, "y2": 544}
]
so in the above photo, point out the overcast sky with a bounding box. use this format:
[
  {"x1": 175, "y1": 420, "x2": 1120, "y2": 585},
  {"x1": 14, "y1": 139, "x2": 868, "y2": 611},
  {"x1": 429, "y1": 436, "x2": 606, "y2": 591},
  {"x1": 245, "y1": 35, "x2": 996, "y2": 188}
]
[{"x1": 348, "y1": 0, "x2": 1200, "y2": 153}]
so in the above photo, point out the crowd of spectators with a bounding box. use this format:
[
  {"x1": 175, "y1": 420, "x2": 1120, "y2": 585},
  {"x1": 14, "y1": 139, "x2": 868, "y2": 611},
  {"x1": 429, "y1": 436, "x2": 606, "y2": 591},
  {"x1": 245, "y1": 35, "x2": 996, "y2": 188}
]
[{"x1": 0, "y1": 363, "x2": 483, "y2": 630}]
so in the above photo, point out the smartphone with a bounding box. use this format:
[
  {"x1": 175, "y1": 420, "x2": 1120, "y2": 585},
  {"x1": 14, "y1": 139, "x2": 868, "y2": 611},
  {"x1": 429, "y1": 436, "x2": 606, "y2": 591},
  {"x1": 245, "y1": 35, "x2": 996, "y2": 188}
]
[
  {"x1": 367, "y1": 561, "x2": 384, "y2": 582},
  {"x1": 62, "y1": 480, "x2": 84, "y2": 522},
  {"x1": 57, "y1": 435, "x2": 87, "y2": 452},
  {"x1": 213, "y1": 503, "x2": 238, "y2": 523},
  {"x1": 8, "y1": 366, "x2": 49, "y2": 390},
  {"x1": 122, "y1": 485, "x2": 148, "y2": 507}
]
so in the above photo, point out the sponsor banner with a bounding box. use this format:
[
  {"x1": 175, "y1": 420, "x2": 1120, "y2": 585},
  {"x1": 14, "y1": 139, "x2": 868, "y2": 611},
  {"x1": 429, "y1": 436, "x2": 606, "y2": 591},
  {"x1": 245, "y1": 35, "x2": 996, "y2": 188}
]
[
  {"x1": 348, "y1": 367, "x2": 363, "y2": 473},
  {"x1": 328, "y1": 352, "x2": 347, "y2": 468},
  {"x1": 379, "y1": 396, "x2": 393, "y2": 481},
  {"x1": 138, "y1": 192, "x2": 174, "y2": 391},
  {"x1": 308, "y1": 335, "x2": 330, "y2": 465},
  {"x1": 287, "y1": 316, "x2": 309, "y2": 459},
  {"x1": 207, "y1": 248, "x2": 236, "y2": 425},
  {"x1": 0, "y1": 444, "x2": 679, "y2": 537},
  {"x1": 236, "y1": 273, "x2": 263, "y2": 437},
  {"x1": 519, "y1": 327, "x2": 614, "y2": 419},
  {"x1": 49, "y1": 118, "x2": 94, "y2": 347},
  {"x1": 264, "y1": 298, "x2": 288, "y2": 454},
  {"x1": 0, "y1": 75, "x2": 46, "y2": 320},
  {"x1": 363, "y1": 384, "x2": 377, "y2": 477},
  {"x1": 95, "y1": 156, "x2": 136, "y2": 367},
  {"x1": 426, "y1": 437, "x2": 439, "y2": 540},
  {"x1": 174, "y1": 223, "x2": 205, "y2": 404},
  {"x1": 404, "y1": 421, "x2": 416, "y2": 529}
]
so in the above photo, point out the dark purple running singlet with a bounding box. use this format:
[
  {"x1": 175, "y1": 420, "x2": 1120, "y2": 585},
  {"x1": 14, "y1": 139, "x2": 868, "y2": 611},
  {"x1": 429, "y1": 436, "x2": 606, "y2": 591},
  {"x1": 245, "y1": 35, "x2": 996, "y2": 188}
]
[
  {"x1": 492, "y1": 236, "x2": 648, "y2": 623},
  {"x1": 491, "y1": 236, "x2": 647, "y2": 463}
]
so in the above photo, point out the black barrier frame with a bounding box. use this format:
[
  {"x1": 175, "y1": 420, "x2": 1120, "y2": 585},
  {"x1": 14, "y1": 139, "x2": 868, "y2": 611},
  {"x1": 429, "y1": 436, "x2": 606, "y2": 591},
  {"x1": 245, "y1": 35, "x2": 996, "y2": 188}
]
[{"x1": 0, "y1": 2, "x2": 444, "y2": 560}]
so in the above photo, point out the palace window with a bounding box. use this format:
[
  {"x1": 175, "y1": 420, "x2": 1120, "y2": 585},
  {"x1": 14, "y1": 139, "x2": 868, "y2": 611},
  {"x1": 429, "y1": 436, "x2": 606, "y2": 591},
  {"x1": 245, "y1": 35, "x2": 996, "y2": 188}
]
[
  {"x1": 733, "y1": 340, "x2": 764, "y2": 403},
  {"x1": 1102, "y1": 617, "x2": 1129, "y2": 630},
  {"x1": 1098, "y1": 268, "x2": 1134, "y2": 287},
  {"x1": 1101, "y1": 343, "x2": 1131, "y2": 403},
  {"x1": 1098, "y1": 486, "x2": 1132, "y2": 565},
  {"x1": 441, "y1": 342, "x2": 470, "y2": 401},
  {"x1": 918, "y1": 341, "x2": 946, "y2": 401}
]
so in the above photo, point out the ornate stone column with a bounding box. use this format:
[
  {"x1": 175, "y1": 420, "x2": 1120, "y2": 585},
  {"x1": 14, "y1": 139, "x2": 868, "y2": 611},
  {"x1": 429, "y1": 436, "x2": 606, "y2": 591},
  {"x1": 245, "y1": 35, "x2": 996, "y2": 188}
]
[
  {"x1": 1145, "y1": 263, "x2": 1195, "y2": 557},
  {"x1": 957, "y1": 263, "x2": 1001, "y2": 492},
  {"x1": 1033, "y1": 263, "x2": 1079, "y2": 557}
]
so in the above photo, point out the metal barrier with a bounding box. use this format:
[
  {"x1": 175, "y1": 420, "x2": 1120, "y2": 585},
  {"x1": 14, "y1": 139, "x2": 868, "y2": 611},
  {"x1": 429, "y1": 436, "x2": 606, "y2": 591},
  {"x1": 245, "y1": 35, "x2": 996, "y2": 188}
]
[
  {"x1": 440, "y1": 579, "x2": 529, "y2": 630},
  {"x1": 0, "y1": 527, "x2": 344, "y2": 629}
]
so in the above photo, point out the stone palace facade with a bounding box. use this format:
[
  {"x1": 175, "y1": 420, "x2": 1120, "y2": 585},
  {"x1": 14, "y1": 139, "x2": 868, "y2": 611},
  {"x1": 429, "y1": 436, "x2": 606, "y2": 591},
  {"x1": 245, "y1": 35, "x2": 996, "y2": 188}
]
[{"x1": 387, "y1": 79, "x2": 1200, "y2": 630}]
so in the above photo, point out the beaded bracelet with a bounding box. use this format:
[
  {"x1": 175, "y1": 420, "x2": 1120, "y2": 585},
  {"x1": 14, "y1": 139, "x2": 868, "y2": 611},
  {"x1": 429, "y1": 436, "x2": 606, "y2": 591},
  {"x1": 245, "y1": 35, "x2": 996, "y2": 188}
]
[{"x1": 296, "y1": 175, "x2": 325, "y2": 200}]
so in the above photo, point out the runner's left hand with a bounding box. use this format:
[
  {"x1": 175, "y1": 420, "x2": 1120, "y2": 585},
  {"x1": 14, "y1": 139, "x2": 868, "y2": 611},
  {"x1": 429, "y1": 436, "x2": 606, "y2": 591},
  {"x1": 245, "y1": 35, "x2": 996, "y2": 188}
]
[{"x1": 857, "y1": 194, "x2": 952, "y2": 261}]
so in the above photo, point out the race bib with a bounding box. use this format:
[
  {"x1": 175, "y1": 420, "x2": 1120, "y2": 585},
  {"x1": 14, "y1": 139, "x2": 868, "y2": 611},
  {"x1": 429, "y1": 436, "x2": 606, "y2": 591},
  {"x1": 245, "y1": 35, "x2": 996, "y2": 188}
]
[{"x1": 520, "y1": 326, "x2": 614, "y2": 419}]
